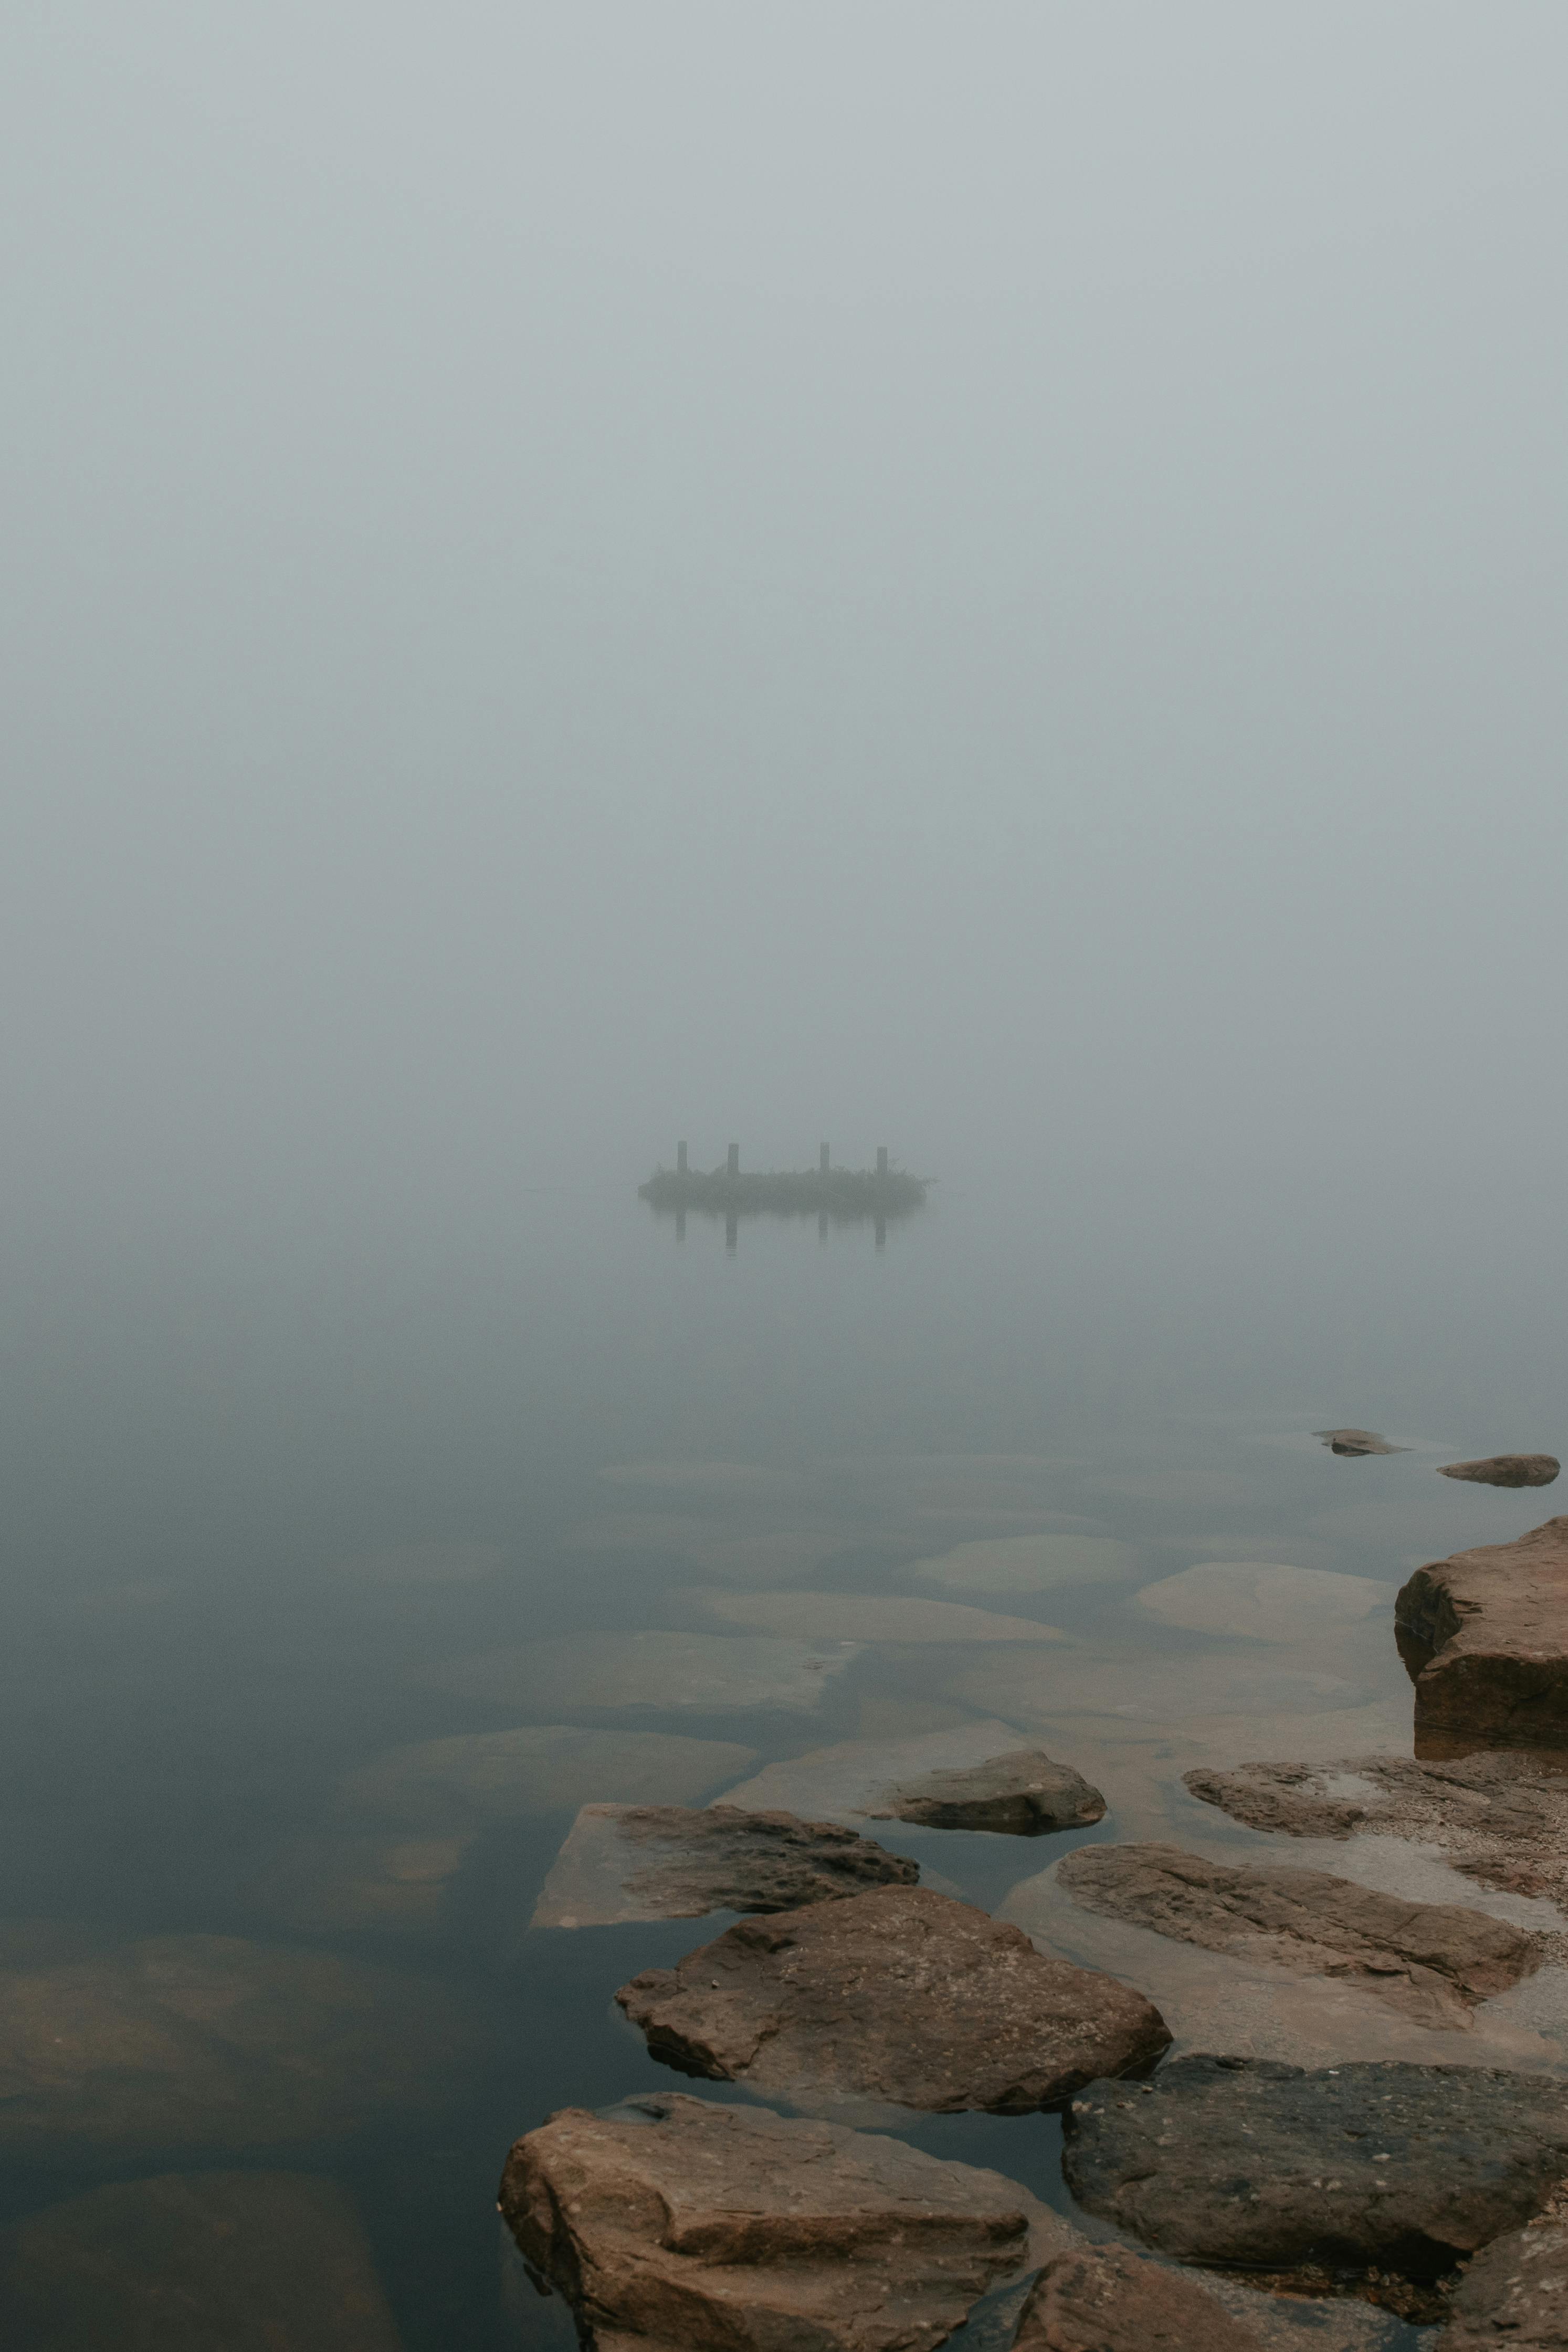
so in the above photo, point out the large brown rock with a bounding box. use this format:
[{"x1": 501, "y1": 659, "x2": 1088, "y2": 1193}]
[
  {"x1": 1438, "y1": 2188, "x2": 1568, "y2": 2350},
  {"x1": 1014, "y1": 2244, "x2": 1265, "y2": 2352},
  {"x1": 1439, "y1": 1455, "x2": 1560, "y2": 1489},
  {"x1": 531, "y1": 1803, "x2": 917, "y2": 1928},
  {"x1": 498, "y1": 2089, "x2": 1074, "y2": 2352},
  {"x1": 1062, "y1": 2055, "x2": 1568, "y2": 2288},
  {"x1": 0, "y1": 2171, "x2": 403, "y2": 2350},
  {"x1": 616, "y1": 1884, "x2": 1170, "y2": 2113},
  {"x1": 1055, "y1": 1842, "x2": 1539, "y2": 2027},
  {"x1": 1396, "y1": 1517, "x2": 1568, "y2": 1750},
  {"x1": 879, "y1": 1749, "x2": 1104, "y2": 1833}
]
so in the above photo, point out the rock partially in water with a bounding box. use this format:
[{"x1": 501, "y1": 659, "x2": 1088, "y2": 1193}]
[
  {"x1": 717, "y1": 1721, "x2": 1105, "y2": 1836},
  {"x1": 422, "y1": 1631, "x2": 858, "y2": 1716},
  {"x1": 1055, "y1": 1843, "x2": 1539, "y2": 2028},
  {"x1": 1396, "y1": 1517, "x2": 1568, "y2": 1750},
  {"x1": 1438, "y1": 2186, "x2": 1568, "y2": 2350},
  {"x1": 0, "y1": 2170, "x2": 403, "y2": 2349},
  {"x1": 531, "y1": 1803, "x2": 917, "y2": 1928},
  {"x1": 1316, "y1": 1430, "x2": 1407, "y2": 1456},
  {"x1": 498, "y1": 2090, "x2": 1076, "y2": 2352},
  {"x1": 0, "y1": 1925, "x2": 482, "y2": 2157},
  {"x1": 880, "y1": 1748, "x2": 1104, "y2": 1833},
  {"x1": 616, "y1": 1884, "x2": 1170, "y2": 2115},
  {"x1": 1014, "y1": 2243, "x2": 1266, "y2": 2352},
  {"x1": 342, "y1": 1725, "x2": 757, "y2": 1832},
  {"x1": 909, "y1": 1533, "x2": 1138, "y2": 1597},
  {"x1": 671, "y1": 1587, "x2": 1064, "y2": 1645},
  {"x1": 1438, "y1": 1455, "x2": 1561, "y2": 1490},
  {"x1": 1062, "y1": 2055, "x2": 1568, "y2": 2285},
  {"x1": 1134, "y1": 1563, "x2": 1396, "y2": 1644}
]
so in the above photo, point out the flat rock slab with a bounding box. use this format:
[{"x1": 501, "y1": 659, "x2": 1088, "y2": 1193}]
[
  {"x1": 248, "y1": 1829, "x2": 476, "y2": 1934},
  {"x1": 1183, "y1": 1751, "x2": 1568, "y2": 1933},
  {"x1": 672, "y1": 1586, "x2": 1063, "y2": 1644},
  {"x1": 616, "y1": 1884, "x2": 1170, "y2": 2114},
  {"x1": 1062, "y1": 2055, "x2": 1568, "y2": 2285},
  {"x1": 422, "y1": 1632, "x2": 858, "y2": 1716},
  {"x1": 1396, "y1": 1517, "x2": 1568, "y2": 1749},
  {"x1": 1055, "y1": 1843, "x2": 1539, "y2": 2028},
  {"x1": 909, "y1": 1534, "x2": 1138, "y2": 1596},
  {"x1": 1316, "y1": 1430, "x2": 1407, "y2": 1456},
  {"x1": 717, "y1": 1721, "x2": 1106, "y2": 1834},
  {"x1": 1015, "y1": 2244, "x2": 1266, "y2": 2352},
  {"x1": 531, "y1": 1803, "x2": 918, "y2": 1928},
  {"x1": 0, "y1": 1925, "x2": 482, "y2": 2157},
  {"x1": 0, "y1": 2171, "x2": 402, "y2": 2350},
  {"x1": 341, "y1": 1725, "x2": 756, "y2": 1831},
  {"x1": 1439, "y1": 1455, "x2": 1561, "y2": 1489},
  {"x1": 1438, "y1": 2187, "x2": 1568, "y2": 2350},
  {"x1": 1135, "y1": 1563, "x2": 1396, "y2": 1644},
  {"x1": 499, "y1": 2089, "x2": 1076, "y2": 2352}
]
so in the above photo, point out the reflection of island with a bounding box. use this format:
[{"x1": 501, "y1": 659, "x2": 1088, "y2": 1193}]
[{"x1": 640, "y1": 1143, "x2": 928, "y2": 1250}]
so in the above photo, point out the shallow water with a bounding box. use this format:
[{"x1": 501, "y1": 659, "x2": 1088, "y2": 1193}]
[{"x1": 0, "y1": 1177, "x2": 1562, "y2": 2345}]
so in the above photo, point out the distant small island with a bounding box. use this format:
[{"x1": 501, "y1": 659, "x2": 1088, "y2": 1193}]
[{"x1": 639, "y1": 1143, "x2": 927, "y2": 1243}]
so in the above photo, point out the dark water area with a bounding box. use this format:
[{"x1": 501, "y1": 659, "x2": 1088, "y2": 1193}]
[{"x1": 0, "y1": 1169, "x2": 1562, "y2": 2345}]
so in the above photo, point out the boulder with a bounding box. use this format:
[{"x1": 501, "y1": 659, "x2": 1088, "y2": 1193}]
[
  {"x1": 1316, "y1": 1430, "x2": 1406, "y2": 1456},
  {"x1": 1062, "y1": 2055, "x2": 1568, "y2": 2284},
  {"x1": 498, "y1": 2089, "x2": 1076, "y2": 2352},
  {"x1": 616, "y1": 1884, "x2": 1170, "y2": 2114},
  {"x1": 1438, "y1": 2187, "x2": 1568, "y2": 2350},
  {"x1": 1014, "y1": 2244, "x2": 1266, "y2": 2352},
  {"x1": 0, "y1": 2171, "x2": 403, "y2": 2350},
  {"x1": 1396, "y1": 1517, "x2": 1568, "y2": 1749},
  {"x1": 1438, "y1": 1456, "x2": 1560, "y2": 1489},
  {"x1": 715, "y1": 1720, "x2": 1102, "y2": 1833},
  {"x1": 530, "y1": 1803, "x2": 917, "y2": 1928},
  {"x1": 1055, "y1": 1843, "x2": 1539, "y2": 2027}
]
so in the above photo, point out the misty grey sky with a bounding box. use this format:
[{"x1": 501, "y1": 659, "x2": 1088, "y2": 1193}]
[{"x1": 4, "y1": 4, "x2": 1566, "y2": 1234}]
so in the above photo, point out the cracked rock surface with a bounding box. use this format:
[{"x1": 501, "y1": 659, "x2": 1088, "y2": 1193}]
[
  {"x1": 1013, "y1": 2243, "x2": 1267, "y2": 2351},
  {"x1": 531, "y1": 1802, "x2": 917, "y2": 1928}
]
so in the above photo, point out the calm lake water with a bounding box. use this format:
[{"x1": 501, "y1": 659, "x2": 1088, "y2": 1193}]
[{"x1": 0, "y1": 1168, "x2": 1561, "y2": 2345}]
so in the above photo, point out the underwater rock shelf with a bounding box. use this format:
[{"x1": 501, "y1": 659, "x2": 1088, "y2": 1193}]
[{"x1": 639, "y1": 1143, "x2": 928, "y2": 1226}]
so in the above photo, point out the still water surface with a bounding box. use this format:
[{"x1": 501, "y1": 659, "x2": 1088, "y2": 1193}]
[{"x1": 0, "y1": 1174, "x2": 1561, "y2": 2344}]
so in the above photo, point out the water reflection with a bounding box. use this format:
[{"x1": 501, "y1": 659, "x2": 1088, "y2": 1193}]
[{"x1": 640, "y1": 1143, "x2": 927, "y2": 1252}]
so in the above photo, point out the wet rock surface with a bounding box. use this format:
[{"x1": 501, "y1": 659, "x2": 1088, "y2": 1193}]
[
  {"x1": 1055, "y1": 1842, "x2": 1540, "y2": 2026},
  {"x1": 1316, "y1": 1430, "x2": 1406, "y2": 1456},
  {"x1": 1439, "y1": 1455, "x2": 1561, "y2": 1489},
  {"x1": 715, "y1": 1720, "x2": 1099, "y2": 1831},
  {"x1": 616, "y1": 1884, "x2": 1170, "y2": 2114},
  {"x1": 0, "y1": 1923, "x2": 481, "y2": 2156},
  {"x1": 531, "y1": 1802, "x2": 918, "y2": 1928},
  {"x1": 1438, "y1": 2186, "x2": 1568, "y2": 2349},
  {"x1": 1013, "y1": 2243, "x2": 1266, "y2": 2352},
  {"x1": 0, "y1": 2170, "x2": 403, "y2": 2350},
  {"x1": 1396, "y1": 1517, "x2": 1568, "y2": 1749},
  {"x1": 1062, "y1": 2055, "x2": 1568, "y2": 2286},
  {"x1": 880, "y1": 1748, "x2": 1104, "y2": 1833},
  {"x1": 498, "y1": 2089, "x2": 1076, "y2": 2352},
  {"x1": 1184, "y1": 1750, "x2": 1568, "y2": 1935}
]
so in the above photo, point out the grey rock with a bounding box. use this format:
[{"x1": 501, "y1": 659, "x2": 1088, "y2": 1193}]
[
  {"x1": 1014, "y1": 2243, "x2": 1266, "y2": 2351},
  {"x1": 531, "y1": 1803, "x2": 917, "y2": 1928},
  {"x1": 1438, "y1": 2186, "x2": 1568, "y2": 2349},
  {"x1": 616, "y1": 1883, "x2": 1171, "y2": 2114},
  {"x1": 1062, "y1": 2055, "x2": 1568, "y2": 2284},
  {"x1": 498, "y1": 2089, "x2": 1078, "y2": 2352},
  {"x1": 880, "y1": 1749, "x2": 1105, "y2": 1834},
  {"x1": 1055, "y1": 1842, "x2": 1539, "y2": 2026},
  {"x1": 1438, "y1": 1455, "x2": 1561, "y2": 1489}
]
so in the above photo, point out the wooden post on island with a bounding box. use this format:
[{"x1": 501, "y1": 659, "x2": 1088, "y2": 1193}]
[
  {"x1": 677, "y1": 1141, "x2": 688, "y2": 1176},
  {"x1": 819, "y1": 1143, "x2": 830, "y2": 1173},
  {"x1": 876, "y1": 1146, "x2": 889, "y2": 1176},
  {"x1": 727, "y1": 1143, "x2": 740, "y2": 1178}
]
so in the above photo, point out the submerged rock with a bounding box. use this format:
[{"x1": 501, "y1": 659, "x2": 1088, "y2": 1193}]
[
  {"x1": 0, "y1": 2170, "x2": 403, "y2": 2350},
  {"x1": 341, "y1": 1725, "x2": 757, "y2": 1831},
  {"x1": 1438, "y1": 1455, "x2": 1561, "y2": 1490},
  {"x1": 616, "y1": 1884, "x2": 1170, "y2": 2114},
  {"x1": 1055, "y1": 1843, "x2": 1539, "y2": 2028},
  {"x1": 248, "y1": 1830, "x2": 476, "y2": 1934},
  {"x1": 0, "y1": 1925, "x2": 482, "y2": 2157},
  {"x1": 498, "y1": 2090, "x2": 1075, "y2": 2352},
  {"x1": 531, "y1": 1803, "x2": 917, "y2": 1928},
  {"x1": 1134, "y1": 1563, "x2": 1396, "y2": 1644},
  {"x1": 671, "y1": 1587, "x2": 1063, "y2": 1644},
  {"x1": 909, "y1": 1532, "x2": 1138, "y2": 1596},
  {"x1": 1438, "y1": 2187, "x2": 1568, "y2": 2350},
  {"x1": 1014, "y1": 2244, "x2": 1266, "y2": 2352},
  {"x1": 716, "y1": 1720, "x2": 1104, "y2": 1834},
  {"x1": 1062, "y1": 2055, "x2": 1568, "y2": 2283},
  {"x1": 1316, "y1": 1430, "x2": 1407, "y2": 1456},
  {"x1": 1396, "y1": 1517, "x2": 1568, "y2": 1749},
  {"x1": 422, "y1": 1631, "x2": 858, "y2": 1716}
]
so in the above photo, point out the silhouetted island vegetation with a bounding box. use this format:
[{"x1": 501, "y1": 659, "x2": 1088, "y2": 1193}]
[{"x1": 639, "y1": 1142, "x2": 928, "y2": 1228}]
